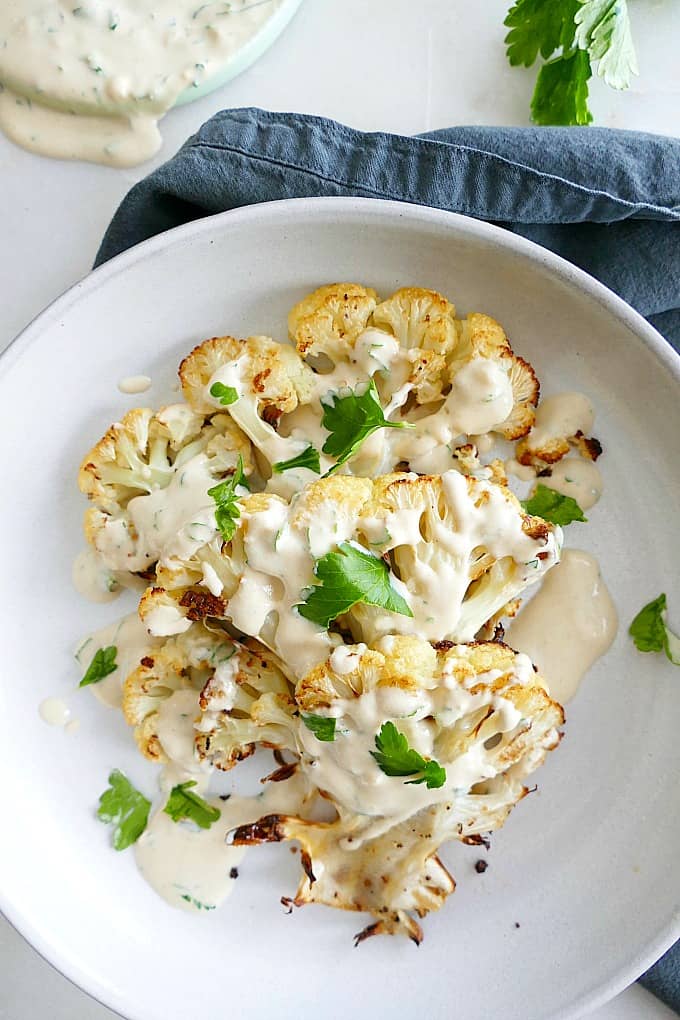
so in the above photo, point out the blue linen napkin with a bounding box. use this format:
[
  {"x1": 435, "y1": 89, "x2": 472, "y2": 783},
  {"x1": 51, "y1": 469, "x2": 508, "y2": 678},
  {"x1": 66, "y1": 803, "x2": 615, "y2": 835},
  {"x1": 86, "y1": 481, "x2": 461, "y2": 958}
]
[{"x1": 95, "y1": 108, "x2": 680, "y2": 1011}]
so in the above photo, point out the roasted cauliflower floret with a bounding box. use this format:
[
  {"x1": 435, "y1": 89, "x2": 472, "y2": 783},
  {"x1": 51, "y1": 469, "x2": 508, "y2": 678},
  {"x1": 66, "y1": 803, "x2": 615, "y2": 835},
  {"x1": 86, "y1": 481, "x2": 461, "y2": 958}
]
[
  {"x1": 350, "y1": 470, "x2": 561, "y2": 645},
  {"x1": 233, "y1": 636, "x2": 563, "y2": 941},
  {"x1": 371, "y1": 287, "x2": 458, "y2": 358},
  {"x1": 288, "y1": 283, "x2": 379, "y2": 361},
  {"x1": 195, "y1": 639, "x2": 298, "y2": 770},
  {"x1": 122, "y1": 623, "x2": 236, "y2": 763},
  {"x1": 515, "y1": 391, "x2": 602, "y2": 466},
  {"x1": 80, "y1": 406, "x2": 253, "y2": 573}
]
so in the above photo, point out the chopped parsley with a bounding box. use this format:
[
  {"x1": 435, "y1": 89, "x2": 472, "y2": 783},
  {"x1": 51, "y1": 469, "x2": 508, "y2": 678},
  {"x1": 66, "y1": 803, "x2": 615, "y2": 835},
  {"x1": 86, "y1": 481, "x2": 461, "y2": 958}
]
[
  {"x1": 301, "y1": 713, "x2": 336, "y2": 742},
  {"x1": 629, "y1": 594, "x2": 680, "y2": 666},
  {"x1": 210, "y1": 381, "x2": 239, "y2": 406},
  {"x1": 97, "y1": 770, "x2": 150, "y2": 850},
  {"x1": 522, "y1": 484, "x2": 587, "y2": 525},
  {"x1": 79, "y1": 645, "x2": 117, "y2": 687},
  {"x1": 321, "y1": 380, "x2": 413, "y2": 474},
  {"x1": 371, "y1": 722, "x2": 447, "y2": 789},
  {"x1": 208, "y1": 455, "x2": 245, "y2": 542},
  {"x1": 297, "y1": 542, "x2": 413, "y2": 628},
  {"x1": 164, "y1": 782, "x2": 221, "y2": 829},
  {"x1": 272, "y1": 445, "x2": 321, "y2": 476}
]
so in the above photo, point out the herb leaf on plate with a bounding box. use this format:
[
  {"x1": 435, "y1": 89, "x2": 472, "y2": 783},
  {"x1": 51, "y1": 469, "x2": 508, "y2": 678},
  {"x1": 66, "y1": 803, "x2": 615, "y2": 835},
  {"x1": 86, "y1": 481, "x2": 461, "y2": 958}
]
[
  {"x1": 522, "y1": 484, "x2": 587, "y2": 525},
  {"x1": 80, "y1": 645, "x2": 118, "y2": 687},
  {"x1": 630, "y1": 594, "x2": 680, "y2": 666},
  {"x1": 273, "y1": 445, "x2": 321, "y2": 475},
  {"x1": 301, "y1": 713, "x2": 337, "y2": 742},
  {"x1": 97, "y1": 769, "x2": 150, "y2": 850},
  {"x1": 321, "y1": 380, "x2": 413, "y2": 474},
  {"x1": 164, "y1": 781, "x2": 221, "y2": 829},
  {"x1": 208, "y1": 455, "x2": 245, "y2": 542},
  {"x1": 371, "y1": 721, "x2": 447, "y2": 790}
]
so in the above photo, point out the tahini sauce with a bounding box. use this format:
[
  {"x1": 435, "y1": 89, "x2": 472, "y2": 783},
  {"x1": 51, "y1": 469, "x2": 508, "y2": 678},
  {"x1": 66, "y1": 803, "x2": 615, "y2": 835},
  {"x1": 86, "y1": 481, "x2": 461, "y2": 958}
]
[
  {"x1": 0, "y1": 1, "x2": 283, "y2": 167},
  {"x1": 507, "y1": 549, "x2": 617, "y2": 703}
]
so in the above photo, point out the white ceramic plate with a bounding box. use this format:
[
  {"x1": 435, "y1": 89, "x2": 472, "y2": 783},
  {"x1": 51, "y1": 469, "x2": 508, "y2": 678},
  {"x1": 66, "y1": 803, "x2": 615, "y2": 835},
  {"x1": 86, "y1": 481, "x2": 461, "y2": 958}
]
[
  {"x1": 175, "y1": 0, "x2": 304, "y2": 107},
  {"x1": 1, "y1": 198, "x2": 679, "y2": 1020}
]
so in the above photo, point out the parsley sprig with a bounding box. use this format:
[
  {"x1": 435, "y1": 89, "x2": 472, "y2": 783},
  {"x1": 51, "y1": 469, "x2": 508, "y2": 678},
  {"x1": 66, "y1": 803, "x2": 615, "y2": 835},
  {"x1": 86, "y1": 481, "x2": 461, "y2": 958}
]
[
  {"x1": 321, "y1": 380, "x2": 413, "y2": 474},
  {"x1": 297, "y1": 542, "x2": 413, "y2": 628},
  {"x1": 164, "y1": 782, "x2": 221, "y2": 829},
  {"x1": 80, "y1": 645, "x2": 118, "y2": 687},
  {"x1": 522, "y1": 484, "x2": 587, "y2": 526},
  {"x1": 629, "y1": 594, "x2": 680, "y2": 667},
  {"x1": 97, "y1": 770, "x2": 150, "y2": 850},
  {"x1": 208, "y1": 455, "x2": 245, "y2": 542},
  {"x1": 504, "y1": 0, "x2": 637, "y2": 126},
  {"x1": 371, "y1": 722, "x2": 447, "y2": 790}
]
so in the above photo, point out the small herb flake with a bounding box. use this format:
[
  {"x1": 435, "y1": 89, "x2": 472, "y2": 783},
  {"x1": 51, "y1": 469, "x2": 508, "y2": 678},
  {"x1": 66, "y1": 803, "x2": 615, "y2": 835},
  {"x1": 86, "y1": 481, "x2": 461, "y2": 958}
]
[
  {"x1": 210, "y1": 381, "x2": 239, "y2": 406},
  {"x1": 208, "y1": 455, "x2": 244, "y2": 542},
  {"x1": 164, "y1": 781, "x2": 221, "y2": 829},
  {"x1": 80, "y1": 645, "x2": 117, "y2": 687},
  {"x1": 370, "y1": 722, "x2": 446, "y2": 789}
]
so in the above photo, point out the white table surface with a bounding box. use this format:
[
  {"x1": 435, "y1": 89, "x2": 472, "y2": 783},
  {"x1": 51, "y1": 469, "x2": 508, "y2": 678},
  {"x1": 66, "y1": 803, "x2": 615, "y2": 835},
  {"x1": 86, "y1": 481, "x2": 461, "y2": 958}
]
[{"x1": 1, "y1": 1, "x2": 678, "y2": 1017}]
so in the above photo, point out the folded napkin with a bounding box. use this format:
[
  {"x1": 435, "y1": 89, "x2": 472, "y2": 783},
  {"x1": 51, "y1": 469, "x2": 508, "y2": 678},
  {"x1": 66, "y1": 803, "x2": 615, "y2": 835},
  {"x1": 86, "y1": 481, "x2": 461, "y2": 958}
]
[{"x1": 96, "y1": 109, "x2": 680, "y2": 1010}]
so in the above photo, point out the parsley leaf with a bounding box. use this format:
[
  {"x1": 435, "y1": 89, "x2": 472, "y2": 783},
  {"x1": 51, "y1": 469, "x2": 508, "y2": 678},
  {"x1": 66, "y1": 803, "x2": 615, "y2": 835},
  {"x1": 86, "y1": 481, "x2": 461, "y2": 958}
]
[
  {"x1": 208, "y1": 455, "x2": 244, "y2": 542},
  {"x1": 531, "y1": 49, "x2": 593, "y2": 126},
  {"x1": 210, "y1": 381, "x2": 238, "y2": 406},
  {"x1": 321, "y1": 380, "x2": 413, "y2": 474},
  {"x1": 272, "y1": 445, "x2": 321, "y2": 475},
  {"x1": 370, "y1": 722, "x2": 446, "y2": 790},
  {"x1": 574, "y1": 0, "x2": 637, "y2": 90},
  {"x1": 504, "y1": 0, "x2": 579, "y2": 66},
  {"x1": 164, "y1": 781, "x2": 221, "y2": 829},
  {"x1": 521, "y1": 484, "x2": 587, "y2": 525},
  {"x1": 97, "y1": 769, "x2": 150, "y2": 850},
  {"x1": 80, "y1": 645, "x2": 118, "y2": 687},
  {"x1": 629, "y1": 594, "x2": 680, "y2": 666},
  {"x1": 301, "y1": 713, "x2": 336, "y2": 741},
  {"x1": 297, "y1": 542, "x2": 413, "y2": 628}
]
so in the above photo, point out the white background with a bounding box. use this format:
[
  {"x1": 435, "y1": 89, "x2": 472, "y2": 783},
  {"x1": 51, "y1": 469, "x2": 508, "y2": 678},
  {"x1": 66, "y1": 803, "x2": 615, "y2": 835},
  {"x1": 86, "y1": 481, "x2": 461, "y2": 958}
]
[{"x1": 1, "y1": 0, "x2": 678, "y2": 1017}]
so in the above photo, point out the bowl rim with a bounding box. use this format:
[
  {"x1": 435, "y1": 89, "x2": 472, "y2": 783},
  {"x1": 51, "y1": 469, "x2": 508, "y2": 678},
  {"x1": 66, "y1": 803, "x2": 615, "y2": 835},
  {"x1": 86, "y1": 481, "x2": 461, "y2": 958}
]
[{"x1": 2, "y1": 195, "x2": 679, "y2": 1020}]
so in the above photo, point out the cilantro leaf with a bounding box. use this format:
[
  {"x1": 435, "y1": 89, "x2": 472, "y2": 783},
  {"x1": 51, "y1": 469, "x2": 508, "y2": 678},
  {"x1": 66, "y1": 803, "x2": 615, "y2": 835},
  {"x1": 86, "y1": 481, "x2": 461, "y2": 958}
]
[
  {"x1": 208, "y1": 455, "x2": 244, "y2": 542},
  {"x1": 370, "y1": 722, "x2": 446, "y2": 790},
  {"x1": 210, "y1": 381, "x2": 238, "y2": 406},
  {"x1": 521, "y1": 484, "x2": 587, "y2": 525},
  {"x1": 504, "y1": 0, "x2": 579, "y2": 66},
  {"x1": 531, "y1": 49, "x2": 593, "y2": 126},
  {"x1": 164, "y1": 781, "x2": 221, "y2": 829},
  {"x1": 297, "y1": 542, "x2": 413, "y2": 628},
  {"x1": 272, "y1": 445, "x2": 321, "y2": 476},
  {"x1": 629, "y1": 594, "x2": 680, "y2": 666},
  {"x1": 574, "y1": 0, "x2": 637, "y2": 89},
  {"x1": 301, "y1": 713, "x2": 336, "y2": 741},
  {"x1": 80, "y1": 645, "x2": 118, "y2": 687},
  {"x1": 321, "y1": 380, "x2": 413, "y2": 474},
  {"x1": 97, "y1": 769, "x2": 150, "y2": 850}
]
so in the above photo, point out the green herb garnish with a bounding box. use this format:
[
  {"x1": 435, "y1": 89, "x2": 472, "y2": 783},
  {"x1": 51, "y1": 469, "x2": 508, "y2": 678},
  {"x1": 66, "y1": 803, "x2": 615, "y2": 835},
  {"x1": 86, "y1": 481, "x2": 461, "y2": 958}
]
[
  {"x1": 371, "y1": 722, "x2": 446, "y2": 789},
  {"x1": 210, "y1": 381, "x2": 238, "y2": 406},
  {"x1": 80, "y1": 645, "x2": 118, "y2": 687},
  {"x1": 297, "y1": 542, "x2": 413, "y2": 628},
  {"x1": 630, "y1": 594, "x2": 680, "y2": 666},
  {"x1": 97, "y1": 770, "x2": 150, "y2": 850},
  {"x1": 321, "y1": 380, "x2": 413, "y2": 474},
  {"x1": 522, "y1": 484, "x2": 587, "y2": 526},
  {"x1": 301, "y1": 713, "x2": 336, "y2": 742},
  {"x1": 504, "y1": 0, "x2": 637, "y2": 126},
  {"x1": 208, "y1": 455, "x2": 244, "y2": 542},
  {"x1": 164, "y1": 782, "x2": 221, "y2": 829},
  {"x1": 273, "y1": 445, "x2": 321, "y2": 475}
]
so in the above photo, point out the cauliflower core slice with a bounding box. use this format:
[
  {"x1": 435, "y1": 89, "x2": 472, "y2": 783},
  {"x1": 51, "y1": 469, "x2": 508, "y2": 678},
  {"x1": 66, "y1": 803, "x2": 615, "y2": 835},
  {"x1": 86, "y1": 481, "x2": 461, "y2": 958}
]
[{"x1": 232, "y1": 636, "x2": 563, "y2": 942}]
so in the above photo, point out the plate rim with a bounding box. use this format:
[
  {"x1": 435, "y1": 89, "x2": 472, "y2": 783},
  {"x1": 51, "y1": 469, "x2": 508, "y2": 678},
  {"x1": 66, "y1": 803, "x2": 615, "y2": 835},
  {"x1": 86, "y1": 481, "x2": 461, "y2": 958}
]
[{"x1": 1, "y1": 195, "x2": 679, "y2": 1020}]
